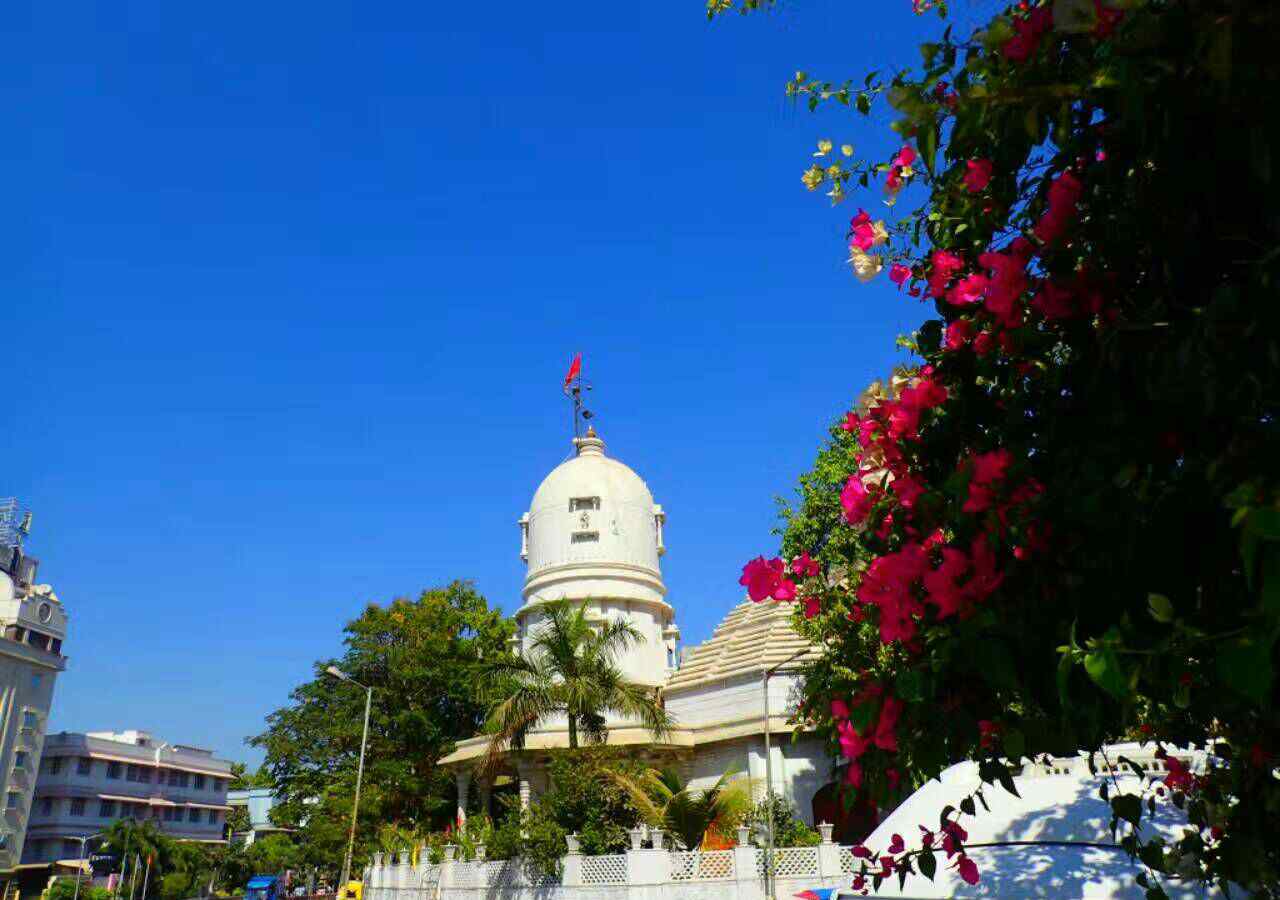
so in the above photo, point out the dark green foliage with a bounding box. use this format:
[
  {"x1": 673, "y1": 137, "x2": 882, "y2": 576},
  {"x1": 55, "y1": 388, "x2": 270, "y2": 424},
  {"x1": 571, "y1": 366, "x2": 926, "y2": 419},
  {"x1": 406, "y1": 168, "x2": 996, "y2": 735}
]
[
  {"x1": 250, "y1": 581, "x2": 512, "y2": 870},
  {"x1": 480, "y1": 599, "x2": 671, "y2": 760},
  {"x1": 489, "y1": 750, "x2": 648, "y2": 875}
]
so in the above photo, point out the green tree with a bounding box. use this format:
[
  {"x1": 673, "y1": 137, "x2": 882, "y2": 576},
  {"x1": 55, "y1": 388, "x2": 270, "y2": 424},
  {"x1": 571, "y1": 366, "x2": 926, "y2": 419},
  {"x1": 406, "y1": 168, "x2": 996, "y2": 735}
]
[
  {"x1": 612, "y1": 767, "x2": 751, "y2": 851},
  {"x1": 250, "y1": 581, "x2": 512, "y2": 870},
  {"x1": 486, "y1": 749, "x2": 648, "y2": 875},
  {"x1": 480, "y1": 599, "x2": 672, "y2": 761},
  {"x1": 229, "y1": 762, "x2": 274, "y2": 791},
  {"x1": 718, "y1": 0, "x2": 1280, "y2": 893}
]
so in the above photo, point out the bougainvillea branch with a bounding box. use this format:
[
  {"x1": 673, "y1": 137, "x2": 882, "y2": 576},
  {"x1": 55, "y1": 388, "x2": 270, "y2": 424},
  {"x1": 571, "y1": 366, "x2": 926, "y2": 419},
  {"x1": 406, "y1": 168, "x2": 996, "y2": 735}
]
[{"x1": 715, "y1": 0, "x2": 1280, "y2": 894}]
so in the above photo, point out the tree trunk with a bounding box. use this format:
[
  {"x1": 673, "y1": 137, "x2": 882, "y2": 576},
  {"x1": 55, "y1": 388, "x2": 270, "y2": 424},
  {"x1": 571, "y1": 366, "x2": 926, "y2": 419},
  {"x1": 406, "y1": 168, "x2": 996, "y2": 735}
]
[{"x1": 567, "y1": 714, "x2": 578, "y2": 749}]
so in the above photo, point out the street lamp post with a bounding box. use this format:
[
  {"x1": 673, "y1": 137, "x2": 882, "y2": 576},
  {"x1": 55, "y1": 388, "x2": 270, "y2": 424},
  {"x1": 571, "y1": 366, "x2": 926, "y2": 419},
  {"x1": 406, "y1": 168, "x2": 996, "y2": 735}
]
[
  {"x1": 326, "y1": 666, "x2": 372, "y2": 897},
  {"x1": 761, "y1": 646, "x2": 812, "y2": 900},
  {"x1": 72, "y1": 832, "x2": 106, "y2": 900}
]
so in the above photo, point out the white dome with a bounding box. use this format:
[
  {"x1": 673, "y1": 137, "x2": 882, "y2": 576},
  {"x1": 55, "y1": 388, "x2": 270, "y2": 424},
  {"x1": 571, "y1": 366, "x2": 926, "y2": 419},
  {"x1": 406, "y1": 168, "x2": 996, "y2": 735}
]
[
  {"x1": 524, "y1": 430, "x2": 661, "y2": 578},
  {"x1": 515, "y1": 428, "x2": 675, "y2": 686}
]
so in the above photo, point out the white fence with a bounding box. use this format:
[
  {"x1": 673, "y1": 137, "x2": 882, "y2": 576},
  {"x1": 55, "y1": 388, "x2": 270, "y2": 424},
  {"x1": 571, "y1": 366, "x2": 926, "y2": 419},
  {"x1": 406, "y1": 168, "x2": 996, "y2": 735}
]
[{"x1": 366, "y1": 830, "x2": 854, "y2": 900}]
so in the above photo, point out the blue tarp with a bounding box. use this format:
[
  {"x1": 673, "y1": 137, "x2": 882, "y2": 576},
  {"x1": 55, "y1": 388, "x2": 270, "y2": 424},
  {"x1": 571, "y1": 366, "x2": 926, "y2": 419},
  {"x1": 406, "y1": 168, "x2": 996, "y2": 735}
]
[{"x1": 247, "y1": 877, "x2": 277, "y2": 889}]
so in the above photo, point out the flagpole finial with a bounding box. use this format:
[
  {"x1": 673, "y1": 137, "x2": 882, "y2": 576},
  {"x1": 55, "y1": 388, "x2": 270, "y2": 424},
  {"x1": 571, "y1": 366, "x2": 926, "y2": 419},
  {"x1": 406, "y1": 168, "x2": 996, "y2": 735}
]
[{"x1": 562, "y1": 352, "x2": 592, "y2": 440}]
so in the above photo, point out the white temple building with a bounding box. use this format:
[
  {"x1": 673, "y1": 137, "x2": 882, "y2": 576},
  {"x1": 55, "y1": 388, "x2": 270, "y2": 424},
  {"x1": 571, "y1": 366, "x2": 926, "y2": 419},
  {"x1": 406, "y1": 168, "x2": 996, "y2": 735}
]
[{"x1": 440, "y1": 428, "x2": 834, "y2": 826}]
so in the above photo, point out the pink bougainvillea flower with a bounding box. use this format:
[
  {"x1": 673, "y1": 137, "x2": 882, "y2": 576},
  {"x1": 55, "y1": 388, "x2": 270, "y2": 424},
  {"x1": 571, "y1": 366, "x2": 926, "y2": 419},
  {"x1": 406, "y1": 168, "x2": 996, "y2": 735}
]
[
  {"x1": 890, "y1": 472, "x2": 926, "y2": 509},
  {"x1": 1003, "y1": 5, "x2": 1053, "y2": 62},
  {"x1": 964, "y1": 159, "x2": 994, "y2": 192},
  {"x1": 1093, "y1": 1, "x2": 1124, "y2": 37},
  {"x1": 944, "y1": 318, "x2": 974, "y2": 351},
  {"x1": 889, "y1": 263, "x2": 912, "y2": 288},
  {"x1": 841, "y1": 475, "x2": 876, "y2": 525},
  {"x1": 887, "y1": 834, "x2": 905, "y2": 854},
  {"x1": 850, "y1": 845, "x2": 872, "y2": 860},
  {"x1": 1034, "y1": 170, "x2": 1085, "y2": 245},
  {"x1": 838, "y1": 719, "x2": 873, "y2": 760},
  {"x1": 886, "y1": 768, "x2": 901, "y2": 790},
  {"x1": 843, "y1": 761, "x2": 864, "y2": 788},
  {"x1": 878, "y1": 857, "x2": 895, "y2": 878},
  {"x1": 803, "y1": 594, "x2": 821, "y2": 619},
  {"x1": 947, "y1": 272, "x2": 990, "y2": 307},
  {"x1": 922, "y1": 546, "x2": 970, "y2": 619},
  {"x1": 918, "y1": 826, "x2": 935, "y2": 848},
  {"x1": 962, "y1": 448, "x2": 1013, "y2": 513},
  {"x1": 874, "y1": 696, "x2": 904, "y2": 752},
  {"x1": 830, "y1": 698, "x2": 851, "y2": 720},
  {"x1": 849, "y1": 209, "x2": 877, "y2": 251},
  {"x1": 973, "y1": 331, "x2": 996, "y2": 356},
  {"x1": 739, "y1": 556, "x2": 780, "y2": 602},
  {"x1": 739, "y1": 557, "x2": 799, "y2": 603},
  {"x1": 977, "y1": 248, "x2": 1029, "y2": 328},
  {"x1": 1030, "y1": 280, "x2": 1078, "y2": 321},
  {"x1": 941, "y1": 821, "x2": 968, "y2": 858},
  {"x1": 1164, "y1": 756, "x2": 1195, "y2": 791},
  {"x1": 956, "y1": 856, "x2": 980, "y2": 885},
  {"x1": 927, "y1": 250, "x2": 965, "y2": 298},
  {"x1": 978, "y1": 719, "x2": 1004, "y2": 750},
  {"x1": 790, "y1": 551, "x2": 821, "y2": 579}
]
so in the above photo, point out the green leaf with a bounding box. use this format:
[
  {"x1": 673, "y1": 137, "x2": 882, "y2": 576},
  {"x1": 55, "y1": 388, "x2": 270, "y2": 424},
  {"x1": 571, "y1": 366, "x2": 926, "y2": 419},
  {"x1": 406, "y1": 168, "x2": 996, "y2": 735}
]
[
  {"x1": 1111, "y1": 793, "x2": 1142, "y2": 828},
  {"x1": 1147, "y1": 593, "x2": 1175, "y2": 623},
  {"x1": 980, "y1": 640, "x2": 1018, "y2": 690},
  {"x1": 1250, "y1": 509, "x2": 1280, "y2": 540},
  {"x1": 1084, "y1": 645, "x2": 1129, "y2": 700},
  {"x1": 938, "y1": 805, "x2": 955, "y2": 830},
  {"x1": 918, "y1": 850, "x2": 936, "y2": 881},
  {"x1": 1262, "y1": 545, "x2": 1280, "y2": 618},
  {"x1": 959, "y1": 797, "x2": 975, "y2": 816},
  {"x1": 920, "y1": 121, "x2": 939, "y2": 177},
  {"x1": 1003, "y1": 729, "x2": 1026, "y2": 762},
  {"x1": 1057, "y1": 651, "x2": 1074, "y2": 708},
  {"x1": 1216, "y1": 635, "x2": 1276, "y2": 704}
]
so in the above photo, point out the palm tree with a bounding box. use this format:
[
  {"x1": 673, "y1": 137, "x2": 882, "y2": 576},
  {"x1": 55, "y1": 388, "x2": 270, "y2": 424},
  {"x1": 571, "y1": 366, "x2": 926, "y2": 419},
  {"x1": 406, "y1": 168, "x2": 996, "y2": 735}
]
[
  {"x1": 610, "y1": 767, "x2": 752, "y2": 850},
  {"x1": 480, "y1": 599, "x2": 673, "y2": 765}
]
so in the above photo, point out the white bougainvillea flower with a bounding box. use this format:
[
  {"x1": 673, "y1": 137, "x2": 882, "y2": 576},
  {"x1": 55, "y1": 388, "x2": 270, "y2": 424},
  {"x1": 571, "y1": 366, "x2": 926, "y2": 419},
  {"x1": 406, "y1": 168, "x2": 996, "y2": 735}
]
[{"x1": 848, "y1": 247, "x2": 884, "y2": 282}]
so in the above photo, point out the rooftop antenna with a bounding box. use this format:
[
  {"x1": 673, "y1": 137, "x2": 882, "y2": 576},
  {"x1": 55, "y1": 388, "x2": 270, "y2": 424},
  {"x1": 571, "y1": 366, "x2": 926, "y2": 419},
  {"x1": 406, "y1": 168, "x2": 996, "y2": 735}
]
[{"x1": 562, "y1": 353, "x2": 593, "y2": 439}]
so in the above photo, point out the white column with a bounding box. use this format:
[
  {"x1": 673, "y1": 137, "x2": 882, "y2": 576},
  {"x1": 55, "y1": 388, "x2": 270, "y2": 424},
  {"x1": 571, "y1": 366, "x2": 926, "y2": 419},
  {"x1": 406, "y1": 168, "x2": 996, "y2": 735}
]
[
  {"x1": 455, "y1": 771, "x2": 471, "y2": 826},
  {"x1": 817, "y1": 823, "x2": 842, "y2": 879},
  {"x1": 517, "y1": 764, "x2": 532, "y2": 811}
]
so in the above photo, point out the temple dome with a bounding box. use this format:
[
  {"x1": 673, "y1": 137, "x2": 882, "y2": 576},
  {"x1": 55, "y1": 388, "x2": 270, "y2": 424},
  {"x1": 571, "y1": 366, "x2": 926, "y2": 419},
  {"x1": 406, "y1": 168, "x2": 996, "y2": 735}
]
[
  {"x1": 520, "y1": 428, "x2": 667, "y2": 604},
  {"x1": 514, "y1": 427, "x2": 674, "y2": 686}
]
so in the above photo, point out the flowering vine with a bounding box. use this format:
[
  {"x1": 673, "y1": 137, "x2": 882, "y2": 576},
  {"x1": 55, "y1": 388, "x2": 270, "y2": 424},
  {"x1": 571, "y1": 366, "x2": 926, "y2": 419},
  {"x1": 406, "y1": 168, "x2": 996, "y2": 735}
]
[{"x1": 717, "y1": 0, "x2": 1280, "y2": 895}]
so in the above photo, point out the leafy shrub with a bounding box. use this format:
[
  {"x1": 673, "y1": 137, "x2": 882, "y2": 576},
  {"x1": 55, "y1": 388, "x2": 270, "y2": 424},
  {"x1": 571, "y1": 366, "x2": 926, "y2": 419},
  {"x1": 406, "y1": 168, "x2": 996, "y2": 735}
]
[{"x1": 744, "y1": 793, "x2": 821, "y2": 848}]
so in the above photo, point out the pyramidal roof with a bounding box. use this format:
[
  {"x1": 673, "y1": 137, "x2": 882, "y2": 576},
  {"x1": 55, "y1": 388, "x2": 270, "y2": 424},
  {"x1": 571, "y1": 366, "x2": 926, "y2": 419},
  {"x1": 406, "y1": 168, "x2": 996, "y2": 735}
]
[{"x1": 664, "y1": 599, "x2": 820, "y2": 693}]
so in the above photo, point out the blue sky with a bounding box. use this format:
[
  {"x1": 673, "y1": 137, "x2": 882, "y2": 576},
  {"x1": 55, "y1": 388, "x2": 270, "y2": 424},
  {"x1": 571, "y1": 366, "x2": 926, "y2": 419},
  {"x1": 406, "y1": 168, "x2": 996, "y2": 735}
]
[{"x1": 10, "y1": 0, "x2": 955, "y2": 764}]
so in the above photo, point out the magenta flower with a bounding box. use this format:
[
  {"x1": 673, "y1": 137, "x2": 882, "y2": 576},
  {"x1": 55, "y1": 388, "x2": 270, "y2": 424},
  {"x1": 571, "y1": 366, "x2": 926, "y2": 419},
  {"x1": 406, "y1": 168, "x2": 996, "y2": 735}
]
[{"x1": 963, "y1": 159, "x2": 993, "y2": 192}]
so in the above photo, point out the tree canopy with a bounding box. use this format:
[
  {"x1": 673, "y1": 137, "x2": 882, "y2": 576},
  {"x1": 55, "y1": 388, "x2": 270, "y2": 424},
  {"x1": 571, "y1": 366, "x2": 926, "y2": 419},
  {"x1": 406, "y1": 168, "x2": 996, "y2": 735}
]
[
  {"x1": 250, "y1": 581, "x2": 512, "y2": 868},
  {"x1": 719, "y1": 0, "x2": 1280, "y2": 894},
  {"x1": 480, "y1": 599, "x2": 672, "y2": 761}
]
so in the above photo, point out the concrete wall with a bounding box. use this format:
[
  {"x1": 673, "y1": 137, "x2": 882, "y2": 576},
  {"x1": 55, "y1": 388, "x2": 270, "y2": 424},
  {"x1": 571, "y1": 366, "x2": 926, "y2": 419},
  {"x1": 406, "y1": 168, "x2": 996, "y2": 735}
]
[{"x1": 0, "y1": 636, "x2": 63, "y2": 869}]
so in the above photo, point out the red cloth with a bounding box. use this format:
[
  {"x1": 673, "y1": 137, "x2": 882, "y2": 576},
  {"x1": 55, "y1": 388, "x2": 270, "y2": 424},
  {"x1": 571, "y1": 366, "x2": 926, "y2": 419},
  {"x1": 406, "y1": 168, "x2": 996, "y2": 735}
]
[{"x1": 563, "y1": 353, "x2": 581, "y2": 388}]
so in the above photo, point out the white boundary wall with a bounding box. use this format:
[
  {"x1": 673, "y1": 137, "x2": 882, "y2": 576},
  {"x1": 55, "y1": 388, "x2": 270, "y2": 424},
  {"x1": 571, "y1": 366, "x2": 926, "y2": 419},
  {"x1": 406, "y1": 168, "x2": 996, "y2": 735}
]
[{"x1": 365, "y1": 832, "x2": 854, "y2": 900}]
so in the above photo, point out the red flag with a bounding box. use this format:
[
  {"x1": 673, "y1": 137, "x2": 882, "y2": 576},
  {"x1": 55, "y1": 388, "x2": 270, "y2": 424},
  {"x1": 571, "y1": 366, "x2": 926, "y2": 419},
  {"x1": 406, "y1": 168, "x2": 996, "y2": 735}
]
[{"x1": 563, "y1": 353, "x2": 581, "y2": 390}]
